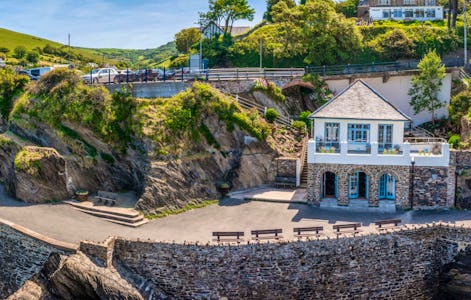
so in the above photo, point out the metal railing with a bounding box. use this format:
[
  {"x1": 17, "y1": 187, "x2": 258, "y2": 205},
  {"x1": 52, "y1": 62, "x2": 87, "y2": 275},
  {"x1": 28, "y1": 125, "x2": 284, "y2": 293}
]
[
  {"x1": 230, "y1": 94, "x2": 292, "y2": 127},
  {"x1": 306, "y1": 59, "x2": 463, "y2": 77},
  {"x1": 315, "y1": 141, "x2": 340, "y2": 153},
  {"x1": 404, "y1": 137, "x2": 446, "y2": 144}
]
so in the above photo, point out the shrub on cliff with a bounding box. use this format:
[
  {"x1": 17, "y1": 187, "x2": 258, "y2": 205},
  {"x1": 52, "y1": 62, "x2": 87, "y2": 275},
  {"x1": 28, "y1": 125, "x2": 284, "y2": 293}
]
[
  {"x1": 13, "y1": 68, "x2": 136, "y2": 149},
  {"x1": 265, "y1": 108, "x2": 278, "y2": 123},
  {"x1": 0, "y1": 68, "x2": 29, "y2": 121},
  {"x1": 134, "y1": 82, "x2": 270, "y2": 156}
]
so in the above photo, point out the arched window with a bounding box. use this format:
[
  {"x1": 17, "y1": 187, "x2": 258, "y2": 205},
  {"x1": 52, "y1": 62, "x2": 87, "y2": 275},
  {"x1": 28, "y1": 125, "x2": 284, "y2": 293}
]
[
  {"x1": 379, "y1": 174, "x2": 395, "y2": 200},
  {"x1": 349, "y1": 171, "x2": 368, "y2": 199}
]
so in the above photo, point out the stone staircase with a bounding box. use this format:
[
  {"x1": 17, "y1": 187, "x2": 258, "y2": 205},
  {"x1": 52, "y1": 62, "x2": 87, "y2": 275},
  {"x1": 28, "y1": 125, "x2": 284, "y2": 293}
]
[
  {"x1": 300, "y1": 138, "x2": 309, "y2": 187},
  {"x1": 65, "y1": 201, "x2": 148, "y2": 228}
]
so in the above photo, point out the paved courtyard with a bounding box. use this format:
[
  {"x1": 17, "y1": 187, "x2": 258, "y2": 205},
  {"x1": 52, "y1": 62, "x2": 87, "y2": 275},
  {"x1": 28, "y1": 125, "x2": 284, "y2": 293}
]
[{"x1": 2, "y1": 186, "x2": 471, "y2": 246}]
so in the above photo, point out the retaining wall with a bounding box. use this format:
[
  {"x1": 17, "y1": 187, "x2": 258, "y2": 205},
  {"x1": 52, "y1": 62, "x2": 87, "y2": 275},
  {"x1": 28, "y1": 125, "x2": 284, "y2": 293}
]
[{"x1": 79, "y1": 224, "x2": 471, "y2": 299}]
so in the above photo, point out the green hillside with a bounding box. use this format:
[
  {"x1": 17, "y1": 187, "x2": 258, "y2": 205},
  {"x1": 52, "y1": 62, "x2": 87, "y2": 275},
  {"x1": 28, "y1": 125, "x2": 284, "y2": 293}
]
[{"x1": 0, "y1": 27, "x2": 177, "y2": 69}]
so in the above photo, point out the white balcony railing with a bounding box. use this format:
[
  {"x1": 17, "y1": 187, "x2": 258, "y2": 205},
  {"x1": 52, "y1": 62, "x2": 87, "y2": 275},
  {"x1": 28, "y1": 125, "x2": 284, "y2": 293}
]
[{"x1": 308, "y1": 139, "x2": 450, "y2": 167}]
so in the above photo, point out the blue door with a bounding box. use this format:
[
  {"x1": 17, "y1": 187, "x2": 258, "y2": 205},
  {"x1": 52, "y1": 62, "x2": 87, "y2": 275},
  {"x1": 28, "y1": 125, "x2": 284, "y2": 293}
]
[
  {"x1": 349, "y1": 172, "x2": 368, "y2": 199},
  {"x1": 379, "y1": 174, "x2": 395, "y2": 200},
  {"x1": 349, "y1": 173, "x2": 359, "y2": 199}
]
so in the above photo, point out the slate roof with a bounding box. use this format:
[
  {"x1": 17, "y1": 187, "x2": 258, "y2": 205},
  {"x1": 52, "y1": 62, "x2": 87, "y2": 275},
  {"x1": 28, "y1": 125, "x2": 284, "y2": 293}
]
[{"x1": 309, "y1": 80, "x2": 411, "y2": 121}]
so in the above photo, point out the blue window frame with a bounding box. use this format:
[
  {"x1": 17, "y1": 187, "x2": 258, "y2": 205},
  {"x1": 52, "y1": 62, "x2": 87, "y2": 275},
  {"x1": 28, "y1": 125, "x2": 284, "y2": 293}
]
[
  {"x1": 379, "y1": 174, "x2": 395, "y2": 200},
  {"x1": 348, "y1": 124, "x2": 370, "y2": 144},
  {"x1": 349, "y1": 172, "x2": 369, "y2": 199},
  {"x1": 324, "y1": 123, "x2": 339, "y2": 145},
  {"x1": 378, "y1": 124, "x2": 393, "y2": 151}
]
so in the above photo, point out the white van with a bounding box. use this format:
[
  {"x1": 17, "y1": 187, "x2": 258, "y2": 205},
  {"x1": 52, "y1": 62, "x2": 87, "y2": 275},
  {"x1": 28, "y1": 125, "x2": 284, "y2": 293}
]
[{"x1": 26, "y1": 67, "x2": 54, "y2": 80}]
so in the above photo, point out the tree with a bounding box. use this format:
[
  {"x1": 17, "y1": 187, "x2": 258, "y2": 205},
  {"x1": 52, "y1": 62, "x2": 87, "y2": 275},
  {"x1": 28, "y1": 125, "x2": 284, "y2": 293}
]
[
  {"x1": 13, "y1": 46, "x2": 27, "y2": 59},
  {"x1": 408, "y1": 50, "x2": 446, "y2": 125},
  {"x1": 199, "y1": 0, "x2": 255, "y2": 36},
  {"x1": 26, "y1": 51, "x2": 40, "y2": 64},
  {"x1": 449, "y1": 90, "x2": 471, "y2": 129},
  {"x1": 175, "y1": 28, "x2": 201, "y2": 54},
  {"x1": 0, "y1": 68, "x2": 29, "y2": 121},
  {"x1": 264, "y1": 0, "x2": 295, "y2": 22},
  {"x1": 370, "y1": 29, "x2": 415, "y2": 61},
  {"x1": 0, "y1": 47, "x2": 9, "y2": 55},
  {"x1": 271, "y1": 0, "x2": 362, "y2": 65},
  {"x1": 335, "y1": 0, "x2": 359, "y2": 18}
]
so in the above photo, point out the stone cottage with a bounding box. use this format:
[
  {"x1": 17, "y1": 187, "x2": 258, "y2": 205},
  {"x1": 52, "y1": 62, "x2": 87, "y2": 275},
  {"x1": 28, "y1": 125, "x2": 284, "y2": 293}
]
[{"x1": 306, "y1": 80, "x2": 454, "y2": 210}]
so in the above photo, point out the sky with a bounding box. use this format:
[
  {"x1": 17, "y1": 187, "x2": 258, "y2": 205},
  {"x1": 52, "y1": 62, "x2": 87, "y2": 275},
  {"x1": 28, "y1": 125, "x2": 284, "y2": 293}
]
[{"x1": 0, "y1": 0, "x2": 266, "y2": 49}]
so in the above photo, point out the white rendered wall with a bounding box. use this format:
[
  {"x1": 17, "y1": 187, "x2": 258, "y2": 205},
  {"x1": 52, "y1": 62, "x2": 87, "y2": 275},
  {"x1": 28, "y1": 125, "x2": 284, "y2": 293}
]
[
  {"x1": 313, "y1": 119, "x2": 405, "y2": 146},
  {"x1": 325, "y1": 74, "x2": 452, "y2": 126},
  {"x1": 369, "y1": 6, "x2": 442, "y2": 21}
]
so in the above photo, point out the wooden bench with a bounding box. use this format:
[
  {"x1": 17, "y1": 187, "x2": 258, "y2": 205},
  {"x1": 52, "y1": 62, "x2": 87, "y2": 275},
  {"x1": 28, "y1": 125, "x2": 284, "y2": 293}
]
[
  {"x1": 97, "y1": 191, "x2": 118, "y2": 206},
  {"x1": 333, "y1": 223, "x2": 362, "y2": 237},
  {"x1": 251, "y1": 229, "x2": 283, "y2": 241},
  {"x1": 212, "y1": 231, "x2": 244, "y2": 244},
  {"x1": 293, "y1": 226, "x2": 324, "y2": 239},
  {"x1": 274, "y1": 176, "x2": 296, "y2": 189},
  {"x1": 375, "y1": 219, "x2": 401, "y2": 231}
]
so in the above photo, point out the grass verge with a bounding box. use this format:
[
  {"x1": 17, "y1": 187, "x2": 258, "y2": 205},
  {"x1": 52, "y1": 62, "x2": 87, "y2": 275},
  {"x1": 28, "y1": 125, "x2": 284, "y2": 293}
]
[{"x1": 145, "y1": 199, "x2": 219, "y2": 219}]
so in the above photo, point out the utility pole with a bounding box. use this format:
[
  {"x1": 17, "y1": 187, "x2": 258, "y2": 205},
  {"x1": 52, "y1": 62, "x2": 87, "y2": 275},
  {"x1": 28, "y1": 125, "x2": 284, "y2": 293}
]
[
  {"x1": 68, "y1": 33, "x2": 71, "y2": 65},
  {"x1": 259, "y1": 39, "x2": 263, "y2": 69},
  {"x1": 465, "y1": 0, "x2": 468, "y2": 67}
]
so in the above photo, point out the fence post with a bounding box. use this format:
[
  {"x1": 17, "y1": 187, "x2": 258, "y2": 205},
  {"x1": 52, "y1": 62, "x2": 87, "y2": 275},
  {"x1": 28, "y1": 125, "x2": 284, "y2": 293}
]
[
  {"x1": 126, "y1": 67, "x2": 129, "y2": 83},
  {"x1": 347, "y1": 63, "x2": 350, "y2": 74},
  {"x1": 323, "y1": 65, "x2": 326, "y2": 76},
  {"x1": 371, "y1": 62, "x2": 375, "y2": 72},
  {"x1": 181, "y1": 67, "x2": 184, "y2": 82},
  {"x1": 236, "y1": 68, "x2": 239, "y2": 81},
  {"x1": 90, "y1": 70, "x2": 92, "y2": 84},
  {"x1": 163, "y1": 67, "x2": 166, "y2": 82},
  {"x1": 290, "y1": 67, "x2": 293, "y2": 77},
  {"x1": 263, "y1": 68, "x2": 266, "y2": 79},
  {"x1": 108, "y1": 68, "x2": 111, "y2": 84},
  {"x1": 145, "y1": 69, "x2": 148, "y2": 82}
]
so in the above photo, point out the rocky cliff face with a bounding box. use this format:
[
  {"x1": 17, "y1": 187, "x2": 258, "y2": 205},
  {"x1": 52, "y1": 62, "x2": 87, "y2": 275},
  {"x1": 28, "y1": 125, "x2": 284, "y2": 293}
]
[
  {"x1": 436, "y1": 248, "x2": 471, "y2": 299},
  {"x1": 9, "y1": 252, "x2": 143, "y2": 300}
]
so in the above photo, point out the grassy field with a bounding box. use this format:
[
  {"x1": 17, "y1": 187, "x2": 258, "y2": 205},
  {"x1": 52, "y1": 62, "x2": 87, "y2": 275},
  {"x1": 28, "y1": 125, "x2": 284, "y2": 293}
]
[{"x1": 0, "y1": 27, "x2": 178, "y2": 68}]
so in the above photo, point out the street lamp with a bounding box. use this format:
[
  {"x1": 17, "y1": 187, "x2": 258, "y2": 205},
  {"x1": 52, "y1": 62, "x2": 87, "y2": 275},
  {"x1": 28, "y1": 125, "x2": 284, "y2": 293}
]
[
  {"x1": 409, "y1": 156, "x2": 415, "y2": 209},
  {"x1": 465, "y1": 0, "x2": 468, "y2": 67}
]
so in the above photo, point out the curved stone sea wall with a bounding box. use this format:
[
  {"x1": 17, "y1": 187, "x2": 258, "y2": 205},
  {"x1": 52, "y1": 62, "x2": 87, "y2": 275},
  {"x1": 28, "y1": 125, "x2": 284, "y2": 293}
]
[
  {"x1": 92, "y1": 224, "x2": 471, "y2": 299},
  {"x1": 0, "y1": 222, "x2": 71, "y2": 298}
]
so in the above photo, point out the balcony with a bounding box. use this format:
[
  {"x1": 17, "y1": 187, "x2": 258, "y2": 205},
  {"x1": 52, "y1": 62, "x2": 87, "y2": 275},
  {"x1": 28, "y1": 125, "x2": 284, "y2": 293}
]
[{"x1": 308, "y1": 139, "x2": 450, "y2": 167}]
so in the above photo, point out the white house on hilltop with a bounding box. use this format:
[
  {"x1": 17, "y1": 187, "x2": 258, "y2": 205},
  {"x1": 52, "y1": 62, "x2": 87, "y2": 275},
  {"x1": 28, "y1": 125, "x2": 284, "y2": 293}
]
[
  {"x1": 358, "y1": 0, "x2": 443, "y2": 21},
  {"x1": 306, "y1": 80, "x2": 453, "y2": 210}
]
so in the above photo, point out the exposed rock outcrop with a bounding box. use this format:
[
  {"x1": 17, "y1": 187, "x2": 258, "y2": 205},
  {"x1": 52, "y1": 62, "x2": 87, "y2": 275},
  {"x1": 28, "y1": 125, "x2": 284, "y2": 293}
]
[
  {"x1": 436, "y1": 248, "x2": 471, "y2": 299},
  {"x1": 9, "y1": 252, "x2": 143, "y2": 300},
  {"x1": 13, "y1": 146, "x2": 69, "y2": 203}
]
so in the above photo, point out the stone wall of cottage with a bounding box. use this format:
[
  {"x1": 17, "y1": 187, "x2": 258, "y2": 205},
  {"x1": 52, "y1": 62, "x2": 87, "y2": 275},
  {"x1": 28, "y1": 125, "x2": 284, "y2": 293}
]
[
  {"x1": 453, "y1": 150, "x2": 471, "y2": 208},
  {"x1": 307, "y1": 164, "x2": 458, "y2": 209},
  {"x1": 87, "y1": 225, "x2": 471, "y2": 299},
  {"x1": 0, "y1": 223, "x2": 64, "y2": 298},
  {"x1": 307, "y1": 163, "x2": 410, "y2": 208},
  {"x1": 412, "y1": 166, "x2": 455, "y2": 209}
]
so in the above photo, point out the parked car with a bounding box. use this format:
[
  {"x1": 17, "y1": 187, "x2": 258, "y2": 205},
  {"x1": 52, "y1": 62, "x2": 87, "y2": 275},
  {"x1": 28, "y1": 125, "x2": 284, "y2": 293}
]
[
  {"x1": 153, "y1": 68, "x2": 175, "y2": 80},
  {"x1": 135, "y1": 69, "x2": 158, "y2": 82},
  {"x1": 113, "y1": 69, "x2": 138, "y2": 83},
  {"x1": 24, "y1": 67, "x2": 55, "y2": 80},
  {"x1": 82, "y1": 68, "x2": 119, "y2": 84}
]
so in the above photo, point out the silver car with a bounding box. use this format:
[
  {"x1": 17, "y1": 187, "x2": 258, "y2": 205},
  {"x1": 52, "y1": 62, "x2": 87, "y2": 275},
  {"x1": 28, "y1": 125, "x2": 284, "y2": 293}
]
[{"x1": 82, "y1": 68, "x2": 118, "y2": 84}]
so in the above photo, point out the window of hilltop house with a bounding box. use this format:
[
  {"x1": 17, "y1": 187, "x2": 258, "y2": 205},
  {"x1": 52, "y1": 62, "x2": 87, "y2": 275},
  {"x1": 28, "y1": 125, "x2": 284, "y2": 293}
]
[
  {"x1": 383, "y1": 9, "x2": 391, "y2": 18},
  {"x1": 404, "y1": 9, "x2": 413, "y2": 18},
  {"x1": 403, "y1": 0, "x2": 415, "y2": 5},
  {"x1": 378, "y1": 0, "x2": 390, "y2": 5},
  {"x1": 393, "y1": 9, "x2": 403, "y2": 18},
  {"x1": 425, "y1": 9, "x2": 436, "y2": 18},
  {"x1": 324, "y1": 123, "x2": 340, "y2": 145},
  {"x1": 415, "y1": 9, "x2": 424, "y2": 18},
  {"x1": 424, "y1": 0, "x2": 436, "y2": 5}
]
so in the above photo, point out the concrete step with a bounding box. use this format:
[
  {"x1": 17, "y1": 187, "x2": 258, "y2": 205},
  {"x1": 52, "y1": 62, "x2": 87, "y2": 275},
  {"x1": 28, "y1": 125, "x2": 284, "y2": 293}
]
[
  {"x1": 73, "y1": 207, "x2": 145, "y2": 224},
  {"x1": 65, "y1": 201, "x2": 140, "y2": 218},
  {"x1": 106, "y1": 218, "x2": 149, "y2": 228}
]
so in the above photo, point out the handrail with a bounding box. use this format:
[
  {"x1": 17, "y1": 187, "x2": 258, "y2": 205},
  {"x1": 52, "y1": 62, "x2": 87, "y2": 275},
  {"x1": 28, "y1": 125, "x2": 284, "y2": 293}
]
[{"x1": 404, "y1": 137, "x2": 447, "y2": 144}]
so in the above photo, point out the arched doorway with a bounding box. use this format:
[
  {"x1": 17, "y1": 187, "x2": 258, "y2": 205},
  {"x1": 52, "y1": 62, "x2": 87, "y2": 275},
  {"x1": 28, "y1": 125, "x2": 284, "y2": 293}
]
[
  {"x1": 379, "y1": 174, "x2": 395, "y2": 200},
  {"x1": 322, "y1": 172, "x2": 338, "y2": 199},
  {"x1": 349, "y1": 171, "x2": 368, "y2": 199}
]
